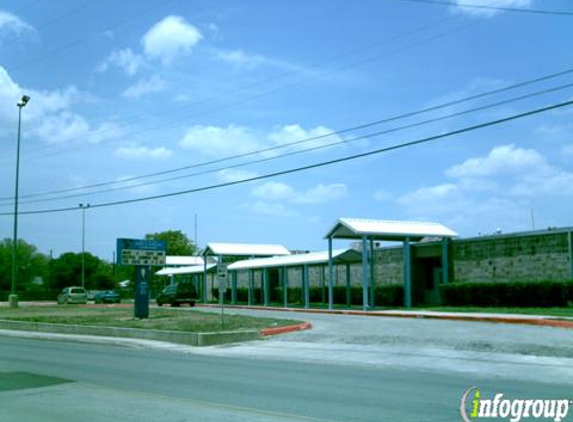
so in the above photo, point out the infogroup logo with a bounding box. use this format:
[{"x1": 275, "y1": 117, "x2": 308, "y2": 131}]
[{"x1": 460, "y1": 387, "x2": 571, "y2": 422}]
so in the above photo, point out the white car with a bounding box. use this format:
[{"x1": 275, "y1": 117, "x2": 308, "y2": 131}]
[{"x1": 57, "y1": 286, "x2": 88, "y2": 305}]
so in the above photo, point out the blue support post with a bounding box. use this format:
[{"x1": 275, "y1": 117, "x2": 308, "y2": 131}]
[
  {"x1": 263, "y1": 267, "x2": 269, "y2": 306},
  {"x1": 362, "y1": 235, "x2": 369, "y2": 311},
  {"x1": 442, "y1": 237, "x2": 449, "y2": 284},
  {"x1": 303, "y1": 264, "x2": 310, "y2": 309},
  {"x1": 248, "y1": 269, "x2": 253, "y2": 306},
  {"x1": 203, "y1": 255, "x2": 208, "y2": 303},
  {"x1": 231, "y1": 270, "x2": 237, "y2": 304},
  {"x1": 283, "y1": 266, "x2": 288, "y2": 308},
  {"x1": 346, "y1": 263, "x2": 351, "y2": 307},
  {"x1": 403, "y1": 237, "x2": 412, "y2": 309},
  {"x1": 568, "y1": 232, "x2": 573, "y2": 280},
  {"x1": 328, "y1": 237, "x2": 334, "y2": 310},
  {"x1": 369, "y1": 239, "x2": 375, "y2": 308}
]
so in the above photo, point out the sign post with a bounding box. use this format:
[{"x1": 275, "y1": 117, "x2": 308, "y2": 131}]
[
  {"x1": 217, "y1": 262, "x2": 228, "y2": 328},
  {"x1": 116, "y1": 238, "x2": 166, "y2": 319}
]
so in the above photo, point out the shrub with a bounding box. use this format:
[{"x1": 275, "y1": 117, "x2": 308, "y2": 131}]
[{"x1": 439, "y1": 280, "x2": 573, "y2": 307}]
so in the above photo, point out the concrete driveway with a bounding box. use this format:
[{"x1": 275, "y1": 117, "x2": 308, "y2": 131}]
[{"x1": 190, "y1": 307, "x2": 573, "y2": 385}]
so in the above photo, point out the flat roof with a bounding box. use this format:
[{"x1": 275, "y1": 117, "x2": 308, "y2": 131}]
[
  {"x1": 325, "y1": 218, "x2": 458, "y2": 241},
  {"x1": 156, "y1": 263, "x2": 216, "y2": 276},
  {"x1": 165, "y1": 256, "x2": 204, "y2": 266},
  {"x1": 228, "y1": 249, "x2": 362, "y2": 271},
  {"x1": 203, "y1": 242, "x2": 291, "y2": 257}
]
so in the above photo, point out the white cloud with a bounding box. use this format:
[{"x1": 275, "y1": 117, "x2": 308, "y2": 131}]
[
  {"x1": 99, "y1": 48, "x2": 145, "y2": 76},
  {"x1": 446, "y1": 144, "x2": 546, "y2": 178},
  {"x1": 251, "y1": 181, "x2": 347, "y2": 204},
  {"x1": 268, "y1": 124, "x2": 343, "y2": 151},
  {"x1": 115, "y1": 144, "x2": 172, "y2": 160},
  {"x1": 395, "y1": 143, "x2": 573, "y2": 233},
  {"x1": 250, "y1": 201, "x2": 299, "y2": 217},
  {"x1": 0, "y1": 66, "x2": 126, "y2": 146},
  {"x1": 0, "y1": 10, "x2": 34, "y2": 38},
  {"x1": 251, "y1": 182, "x2": 296, "y2": 202},
  {"x1": 217, "y1": 169, "x2": 259, "y2": 183},
  {"x1": 178, "y1": 123, "x2": 343, "y2": 158},
  {"x1": 34, "y1": 112, "x2": 123, "y2": 145},
  {"x1": 297, "y1": 183, "x2": 348, "y2": 204},
  {"x1": 35, "y1": 112, "x2": 90, "y2": 144},
  {"x1": 122, "y1": 75, "x2": 166, "y2": 99},
  {"x1": 452, "y1": 0, "x2": 533, "y2": 18},
  {"x1": 215, "y1": 49, "x2": 266, "y2": 69},
  {"x1": 142, "y1": 16, "x2": 202, "y2": 65},
  {"x1": 179, "y1": 124, "x2": 260, "y2": 156}
]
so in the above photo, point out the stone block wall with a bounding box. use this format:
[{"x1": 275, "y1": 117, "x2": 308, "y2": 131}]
[{"x1": 452, "y1": 231, "x2": 571, "y2": 283}]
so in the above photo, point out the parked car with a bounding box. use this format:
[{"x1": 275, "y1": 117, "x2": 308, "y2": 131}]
[
  {"x1": 94, "y1": 290, "x2": 121, "y2": 304},
  {"x1": 57, "y1": 286, "x2": 88, "y2": 305},
  {"x1": 156, "y1": 282, "x2": 197, "y2": 307}
]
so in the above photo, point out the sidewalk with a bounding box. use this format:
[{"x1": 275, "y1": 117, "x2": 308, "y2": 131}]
[{"x1": 196, "y1": 304, "x2": 573, "y2": 329}]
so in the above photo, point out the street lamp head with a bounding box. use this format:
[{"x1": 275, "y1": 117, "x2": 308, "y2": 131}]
[{"x1": 17, "y1": 95, "x2": 30, "y2": 108}]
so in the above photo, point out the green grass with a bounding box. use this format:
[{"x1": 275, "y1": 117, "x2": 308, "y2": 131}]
[
  {"x1": 0, "y1": 305, "x2": 301, "y2": 332},
  {"x1": 417, "y1": 306, "x2": 573, "y2": 318}
]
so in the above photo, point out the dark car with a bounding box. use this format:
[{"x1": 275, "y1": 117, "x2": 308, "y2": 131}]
[
  {"x1": 156, "y1": 282, "x2": 197, "y2": 307},
  {"x1": 94, "y1": 290, "x2": 121, "y2": 304}
]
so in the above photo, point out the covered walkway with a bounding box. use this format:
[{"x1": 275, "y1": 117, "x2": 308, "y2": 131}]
[{"x1": 325, "y1": 218, "x2": 457, "y2": 310}]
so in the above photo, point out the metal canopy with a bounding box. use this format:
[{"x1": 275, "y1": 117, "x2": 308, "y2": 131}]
[
  {"x1": 228, "y1": 249, "x2": 361, "y2": 271},
  {"x1": 165, "y1": 256, "x2": 204, "y2": 266},
  {"x1": 325, "y1": 218, "x2": 458, "y2": 311},
  {"x1": 325, "y1": 218, "x2": 458, "y2": 241},
  {"x1": 202, "y1": 242, "x2": 291, "y2": 257},
  {"x1": 156, "y1": 263, "x2": 215, "y2": 276}
]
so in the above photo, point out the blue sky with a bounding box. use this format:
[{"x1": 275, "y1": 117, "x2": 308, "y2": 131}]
[{"x1": 0, "y1": 0, "x2": 572, "y2": 260}]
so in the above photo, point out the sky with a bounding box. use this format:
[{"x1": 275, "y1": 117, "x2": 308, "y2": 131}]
[{"x1": 0, "y1": 0, "x2": 572, "y2": 261}]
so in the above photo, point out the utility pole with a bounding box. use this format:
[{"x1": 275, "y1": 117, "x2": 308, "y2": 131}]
[{"x1": 10, "y1": 95, "x2": 30, "y2": 309}]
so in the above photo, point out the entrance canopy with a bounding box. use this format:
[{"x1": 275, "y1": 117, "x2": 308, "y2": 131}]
[
  {"x1": 325, "y1": 218, "x2": 458, "y2": 242},
  {"x1": 156, "y1": 263, "x2": 216, "y2": 276},
  {"x1": 202, "y1": 242, "x2": 291, "y2": 257},
  {"x1": 228, "y1": 248, "x2": 361, "y2": 271},
  {"x1": 325, "y1": 218, "x2": 458, "y2": 310}
]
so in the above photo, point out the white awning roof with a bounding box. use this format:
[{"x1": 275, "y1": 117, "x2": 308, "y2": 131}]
[
  {"x1": 165, "y1": 256, "x2": 204, "y2": 266},
  {"x1": 228, "y1": 249, "x2": 361, "y2": 271},
  {"x1": 155, "y1": 263, "x2": 216, "y2": 276},
  {"x1": 203, "y1": 242, "x2": 291, "y2": 257},
  {"x1": 325, "y1": 218, "x2": 458, "y2": 241}
]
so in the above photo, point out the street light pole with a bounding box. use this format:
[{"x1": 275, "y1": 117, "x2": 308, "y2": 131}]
[
  {"x1": 79, "y1": 203, "x2": 90, "y2": 289},
  {"x1": 10, "y1": 95, "x2": 30, "y2": 308}
]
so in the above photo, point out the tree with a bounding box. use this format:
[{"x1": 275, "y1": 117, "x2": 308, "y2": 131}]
[
  {"x1": 47, "y1": 252, "x2": 116, "y2": 291},
  {"x1": 0, "y1": 238, "x2": 48, "y2": 293},
  {"x1": 145, "y1": 230, "x2": 197, "y2": 256}
]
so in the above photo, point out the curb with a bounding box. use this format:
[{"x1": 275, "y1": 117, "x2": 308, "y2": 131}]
[
  {"x1": 0, "y1": 320, "x2": 261, "y2": 346},
  {"x1": 196, "y1": 304, "x2": 573, "y2": 330},
  {"x1": 260, "y1": 322, "x2": 313, "y2": 336}
]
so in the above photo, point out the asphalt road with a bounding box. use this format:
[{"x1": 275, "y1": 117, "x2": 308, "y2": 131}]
[{"x1": 0, "y1": 309, "x2": 572, "y2": 422}]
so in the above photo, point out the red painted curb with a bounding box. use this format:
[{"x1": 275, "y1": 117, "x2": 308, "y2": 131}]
[
  {"x1": 195, "y1": 304, "x2": 573, "y2": 329},
  {"x1": 261, "y1": 322, "x2": 313, "y2": 336}
]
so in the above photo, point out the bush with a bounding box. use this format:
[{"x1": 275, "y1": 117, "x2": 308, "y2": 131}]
[{"x1": 439, "y1": 280, "x2": 573, "y2": 307}]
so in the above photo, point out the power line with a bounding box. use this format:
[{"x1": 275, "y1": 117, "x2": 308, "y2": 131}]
[
  {"x1": 386, "y1": 0, "x2": 573, "y2": 16},
  {"x1": 1, "y1": 0, "x2": 99, "y2": 48},
  {"x1": 6, "y1": 66, "x2": 573, "y2": 202},
  {"x1": 7, "y1": 80, "x2": 573, "y2": 206},
  {"x1": 3, "y1": 99, "x2": 571, "y2": 216},
  {"x1": 13, "y1": 11, "x2": 484, "y2": 164},
  {"x1": 4, "y1": 0, "x2": 176, "y2": 72}
]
